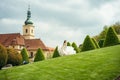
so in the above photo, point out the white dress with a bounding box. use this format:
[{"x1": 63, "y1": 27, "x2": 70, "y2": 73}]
[{"x1": 59, "y1": 42, "x2": 76, "y2": 56}]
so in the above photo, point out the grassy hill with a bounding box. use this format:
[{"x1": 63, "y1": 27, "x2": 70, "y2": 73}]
[{"x1": 0, "y1": 45, "x2": 120, "y2": 80}]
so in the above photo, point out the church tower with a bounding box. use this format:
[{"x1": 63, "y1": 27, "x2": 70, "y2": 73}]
[{"x1": 23, "y1": 5, "x2": 35, "y2": 39}]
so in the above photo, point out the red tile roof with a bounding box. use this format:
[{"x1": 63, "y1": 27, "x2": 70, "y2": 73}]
[
  {"x1": 0, "y1": 33, "x2": 52, "y2": 51},
  {"x1": 0, "y1": 33, "x2": 25, "y2": 46},
  {"x1": 25, "y1": 39, "x2": 48, "y2": 51}
]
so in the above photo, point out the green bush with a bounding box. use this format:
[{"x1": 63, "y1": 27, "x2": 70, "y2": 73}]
[
  {"x1": 52, "y1": 46, "x2": 60, "y2": 58},
  {"x1": 92, "y1": 38, "x2": 100, "y2": 48},
  {"x1": 7, "y1": 48, "x2": 22, "y2": 66},
  {"x1": 72, "y1": 42, "x2": 80, "y2": 53},
  {"x1": 34, "y1": 48, "x2": 45, "y2": 62},
  {"x1": 103, "y1": 27, "x2": 120, "y2": 47},
  {"x1": 98, "y1": 39, "x2": 104, "y2": 48},
  {"x1": 67, "y1": 42, "x2": 71, "y2": 46},
  {"x1": 21, "y1": 48, "x2": 29, "y2": 64},
  {"x1": 81, "y1": 35, "x2": 96, "y2": 52},
  {"x1": 0, "y1": 44, "x2": 7, "y2": 69}
]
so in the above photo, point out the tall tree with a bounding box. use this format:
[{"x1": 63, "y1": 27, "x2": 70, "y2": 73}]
[
  {"x1": 72, "y1": 42, "x2": 80, "y2": 53},
  {"x1": 34, "y1": 48, "x2": 45, "y2": 62},
  {"x1": 81, "y1": 35, "x2": 96, "y2": 52},
  {"x1": 52, "y1": 46, "x2": 60, "y2": 58},
  {"x1": 92, "y1": 38, "x2": 100, "y2": 48},
  {"x1": 21, "y1": 48, "x2": 29, "y2": 64},
  {"x1": 7, "y1": 48, "x2": 22, "y2": 66},
  {"x1": 103, "y1": 27, "x2": 119, "y2": 47},
  {"x1": 0, "y1": 44, "x2": 7, "y2": 69}
]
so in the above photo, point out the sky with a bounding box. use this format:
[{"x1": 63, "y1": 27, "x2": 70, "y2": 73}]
[{"x1": 0, "y1": 0, "x2": 120, "y2": 48}]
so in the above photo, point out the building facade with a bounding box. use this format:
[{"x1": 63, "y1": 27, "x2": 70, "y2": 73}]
[{"x1": 0, "y1": 6, "x2": 54, "y2": 60}]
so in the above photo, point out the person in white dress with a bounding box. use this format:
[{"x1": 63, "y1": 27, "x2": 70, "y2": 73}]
[{"x1": 59, "y1": 40, "x2": 76, "y2": 56}]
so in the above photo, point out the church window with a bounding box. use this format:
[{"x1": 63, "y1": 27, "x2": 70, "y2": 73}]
[
  {"x1": 26, "y1": 29, "x2": 28, "y2": 33},
  {"x1": 30, "y1": 52, "x2": 33, "y2": 58},
  {"x1": 31, "y1": 29, "x2": 33, "y2": 33}
]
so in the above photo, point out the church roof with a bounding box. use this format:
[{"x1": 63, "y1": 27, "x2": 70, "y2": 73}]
[
  {"x1": 25, "y1": 39, "x2": 48, "y2": 51},
  {"x1": 0, "y1": 33, "x2": 25, "y2": 46},
  {"x1": 0, "y1": 33, "x2": 51, "y2": 51}
]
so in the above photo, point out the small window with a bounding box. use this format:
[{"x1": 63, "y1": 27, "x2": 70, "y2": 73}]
[
  {"x1": 30, "y1": 52, "x2": 33, "y2": 58},
  {"x1": 26, "y1": 29, "x2": 28, "y2": 33},
  {"x1": 31, "y1": 29, "x2": 33, "y2": 33}
]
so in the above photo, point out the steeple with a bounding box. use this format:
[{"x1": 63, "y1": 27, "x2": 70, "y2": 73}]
[
  {"x1": 23, "y1": 5, "x2": 35, "y2": 39},
  {"x1": 25, "y1": 5, "x2": 33, "y2": 25}
]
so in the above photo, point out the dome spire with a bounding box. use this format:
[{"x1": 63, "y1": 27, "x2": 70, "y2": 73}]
[{"x1": 24, "y1": 5, "x2": 33, "y2": 25}]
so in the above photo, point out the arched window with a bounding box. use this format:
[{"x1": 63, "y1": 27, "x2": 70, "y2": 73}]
[{"x1": 26, "y1": 29, "x2": 28, "y2": 33}]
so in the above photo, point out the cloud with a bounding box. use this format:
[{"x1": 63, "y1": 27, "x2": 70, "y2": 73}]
[{"x1": 0, "y1": 0, "x2": 120, "y2": 47}]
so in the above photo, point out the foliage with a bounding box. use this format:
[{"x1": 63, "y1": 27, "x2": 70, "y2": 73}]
[
  {"x1": 103, "y1": 27, "x2": 119, "y2": 47},
  {"x1": 52, "y1": 46, "x2": 60, "y2": 58},
  {"x1": 21, "y1": 48, "x2": 29, "y2": 64},
  {"x1": 92, "y1": 38, "x2": 100, "y2": 48},
  {"x1": 94, "y1": 26, "x2": 108, "y2": 42},
  {"x1": 98, "y1": 39, "x2": 105, "y2": 48},
  {"x1": 111, "y1": 22, "x2": 120, "y2": 34},
  {"x1": 34, "y1": 48, "x2": 45, "y2": 62},
  {"x1": 0, "y1": 44, "x2": 7, "y2": 69},
  {"x1": 81, "y1": 35, "x2": 96, "y2": 52},
  {"x1": 67, "y1": 42, "x2": 71, "y2": 46},
  {"x1": 72, "y1": 42, "x2": 80, "y2": 53},
  {"x1": 7, "y1": 48, "x2": 22, "y2": 66},
  {"x1": 0, "y1": 45, "x2": 120, "y2": 80}
]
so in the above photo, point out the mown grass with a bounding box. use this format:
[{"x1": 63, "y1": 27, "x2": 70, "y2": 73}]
[{"x1": 0, "y1": 45, "x2": 120, "y2": 80}]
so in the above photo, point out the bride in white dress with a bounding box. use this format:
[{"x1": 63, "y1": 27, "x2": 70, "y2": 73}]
[{"x1": 59, "y1": 40, "x2": 76, "y2": 56}]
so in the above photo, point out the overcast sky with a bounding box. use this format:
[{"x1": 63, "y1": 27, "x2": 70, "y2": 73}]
[{"x1": 0, "y1": 0, "x2": 120, "y2": 47}]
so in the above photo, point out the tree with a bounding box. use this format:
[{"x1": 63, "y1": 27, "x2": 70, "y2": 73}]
[
  {"x1": 98, "y1": 39, "x2": 104, "y2": 48},
  {"x1": 81, "y1": 35, "x2": 96, "y2": 52},
  {"x1": 103, "y1": 27, "x2": 119, "y2": 47},
  {"x1": 21, "y1": 48, "x2": 29, "y2": 64},
  {"x1": 0, "y1": 44, "x2": 7, "y2": 69},
  {"x1": 7, "y1": 48, "x2": 22, "y2": 66},
  {"x1": 52, "y1": 46, "x2": 60, "y2": 58},
  {"x1": 94, "y1": 26, "x2": 108, "y2": 42},
  {"x1": 67, "y1": 42, "x2": 71, "y2": 46},
  {"x1": 92, "y1": 38, "x2": 100, "y2": 48},
  {"x1": 34, "y1": 48, "x2": 45, "y2": 62},
  {"x1": 111, "y1": 22, "x2": 120, "y2": 34},
  {"x1": 72, "y1": 42, "x2": 80, "y2": 53}
]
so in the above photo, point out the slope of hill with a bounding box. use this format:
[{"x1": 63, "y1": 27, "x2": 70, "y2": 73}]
[{"x1": 0, "y1": 45, "x2": 120, "y2": 80}]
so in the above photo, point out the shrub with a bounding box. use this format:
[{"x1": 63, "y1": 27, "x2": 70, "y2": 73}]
[
  {"x1": 98, "y1": 39, "x2": 104, "y2": 48},
  {"x1": 67, "y1": 42, "x2": 71, "y2": 46},
  {"x1": 0, "y1": 44, "x2": 7, "y2": 69},
  {"x1": 34, "y1": 48, "x2": 45, "y2": 62},
  {"x1": 81, "y1": 35, "x2": 96, "y2": 52},
  {"x1": 72, "y1": 42, "x2": 80, "y2": 53},
  {"x1": 7, "y1": 48, "x2": 22, "y2": 66},
  {"x1": 52, "y1": 46, "x2": 60, "y2": 58},
  {"x1": 92, "y1": 38, "x2": 100, "y2": 48},
  {"x1": 21, "y1": 48, "x2": 29, "y2": 64},
  {"x1": 103, "y1": 27, "x2": 120, "y2": 47}
]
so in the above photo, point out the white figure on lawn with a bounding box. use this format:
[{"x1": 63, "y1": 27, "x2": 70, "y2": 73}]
[{"x1": 59, "y1": 40, "x2": 76, "y2": 56}]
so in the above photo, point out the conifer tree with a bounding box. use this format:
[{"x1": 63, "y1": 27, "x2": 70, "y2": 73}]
[
  {"x1": 67, "y1": 42, "x2": 71, "y2": 46},
  {"x1": 81, "y1": 35, "x2": 96, "y2": 52},
  {"x1": 21, "y1": 48, "x2": 29, "y2": 64},
  {"x1": 34, "y1": 48, "x2": 45, "y2": 62},
  {"x1": 72, "y1": 42, "x2": 80, "y2": 53},
  {"x1": 98, "y1": 39, "x2": 104, "y2": 48},
  {"x1": 0, "y1": 44, "x2": 7, "y2": 69},
  {"x1": 52, "y1": 46, "x2": 60, "y2": 58},
  {"x1": 92, "y1": 38, "x2": 100, "y2": 48},
  {"x1": 103, "y1": 27, "x2": 119, "y2": 47}
]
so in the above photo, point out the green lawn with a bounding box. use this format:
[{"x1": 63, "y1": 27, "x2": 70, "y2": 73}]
[{"x1": 0, "y1": 45, "x2": 120, "y2": 80}]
